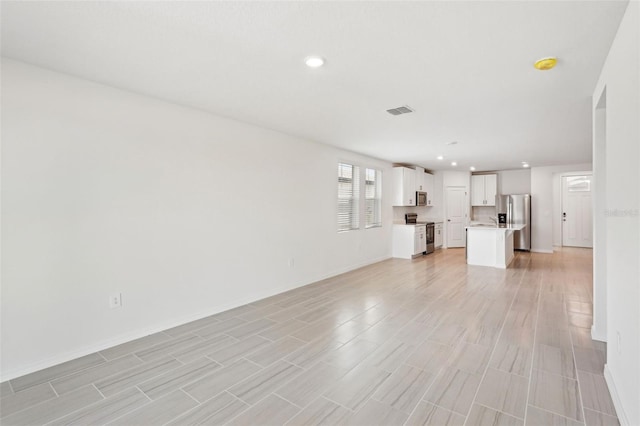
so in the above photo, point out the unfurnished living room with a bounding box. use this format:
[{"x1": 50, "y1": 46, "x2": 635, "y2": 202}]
[{"x1": 1, "y1": 1, "x2": 638, "y2": 426}]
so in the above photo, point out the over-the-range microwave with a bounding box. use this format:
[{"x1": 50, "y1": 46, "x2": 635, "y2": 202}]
[{"x1": 416, "y1": 191, "x2": 427, "y2": 206}]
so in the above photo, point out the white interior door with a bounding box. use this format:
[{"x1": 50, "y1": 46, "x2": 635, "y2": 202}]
[
  {"x1": 562, "y1": 175, "x2": 593, "y2": 248},
  {"x1": 446, "y1": 187, "x2": 467, "y2": 248}
]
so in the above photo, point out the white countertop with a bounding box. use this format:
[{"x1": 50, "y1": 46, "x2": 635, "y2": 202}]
[
  {"x1": 465, "y1": 224, "x2": 526, "y2": 231},
  {"x1": 424, "y1": 218, "x2": 444, "y2": 223},
  {"x1": 393, "y1": 222, "x2": 426, "y2": 227}
]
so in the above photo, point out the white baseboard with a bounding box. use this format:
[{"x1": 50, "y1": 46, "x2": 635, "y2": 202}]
[
  {"x1": 604, "y1": 364, "x2": 630, "y2": 426},
  {"x1": 531, "y1": 248, "x2": 554, "y2": 254},
  {"x1": 591, "y1": 324, "x2": 607, "y2": 342},
  {"x1": 307, "y1": 255, "x2": 392, "y2": 285},
  {"x1": 1, "y1": 255, "x2": 392, "y2": 382}
]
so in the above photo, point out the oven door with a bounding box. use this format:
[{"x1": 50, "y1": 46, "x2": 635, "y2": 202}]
[{"x1": 426, "y1": 224, "x2": 435, "y2": 253}]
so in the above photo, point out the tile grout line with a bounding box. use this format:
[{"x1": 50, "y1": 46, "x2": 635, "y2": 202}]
[
  {"x1": 48, "y1": 382, "x2": 60, "y2": 397},
  {"x1": 463, "y1": 252, "x2": 531, "y2": 425},
  {"x1": 91, "y1": 383, "x2": 105, "y2": 399},
  {"x1": 474, "y1": 401, "x2": 525, "y2": 421},
  {"x1": 92, "y1": 357, "x2": 187, "y2": 398},
  {"x1": 272, "y1": 392, "x2": 305, "y2": 410},
  {"x1": 582, "y1": 406, "x2": 620, "y2": 420},
  {"x1": 522, "y1": 262, "x2": 543, "y2": 425},
  {"x1": 401, "y1": 261, "x2": 508, "y2": 426},
  {"x1": 528, "y1": 402, "x2": 586, "y2": 424},
  {"x1": 322, "y1": 394, "x2": 358, "y2": 413},
  {"x1": 179, "y1": 387, "x2": 201, "y2": 405},
  {"x1": 206, "y1": 390, "x2": 252, "y2": 424},
  {"x1": 91, "y1": 387, "x2": 154, "y2": 426},
  {"x1": 9, "y1": 358, "x2": 109, "y2": 395},
  {"x1": 137, "y1": 359, "x2": 223, "y2": 400},
  {"x1": 567, "y1": 290, "x2": 589, "y2": 424},
  {"x1": 199, "y1": 356, "x2": 304, "y2": 408},
  {"x1": 39, "y1": 384, "x2": 109, "y2": 426},
  {"x1": 239, "y1": 356, "x2": 267, "y2": 369}
]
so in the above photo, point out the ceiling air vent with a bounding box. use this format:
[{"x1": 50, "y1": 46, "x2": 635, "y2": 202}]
[{"x1": 386, "y1": 105, "x2": 414, "y2": 116}]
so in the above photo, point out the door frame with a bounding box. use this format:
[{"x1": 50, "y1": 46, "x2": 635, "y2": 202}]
[{"x1": 444, "y1": 185, "x2": 469, "y2": 248}]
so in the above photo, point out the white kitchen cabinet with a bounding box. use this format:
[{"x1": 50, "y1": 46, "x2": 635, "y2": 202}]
[
  {"x1": 435, "y1": 222, "x2": 443, "y2": 248},
  {"x1": 392, "y1": 167, "x2": 416, "y2": 206},
  {"x1": 415, "y1": 167, "x2": 425, "y2": 192},
  {"x1": 392, "y1": 224, "x2": 426, "y2": 259},
  {"x1": 471, "y1": 174, "x2": 497, "y2": 206},
  {"x1": 424, "y1": 172, "x2": 435, "y2": 206},
  {"x1": 484, "y1": 175, "x2": 497, "y2": 205},
  {"x1": 471, "y1": 175, "x2": 485, "y2": 206},
  {"x1": 414, "y1": 225, "x2": 426, "y2": 255}
]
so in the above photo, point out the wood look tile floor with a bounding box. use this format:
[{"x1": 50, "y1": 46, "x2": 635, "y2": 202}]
[{"x1": 0, "y1": 248, "x2": 619, "y2": 425}]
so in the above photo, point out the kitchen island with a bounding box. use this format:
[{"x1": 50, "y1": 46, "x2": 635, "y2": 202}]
[{"x1": 465, "y1": 224, "x2": 526, "y2": 268}]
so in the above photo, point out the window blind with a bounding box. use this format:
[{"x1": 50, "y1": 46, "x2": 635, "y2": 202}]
[
  {"x1": 338, "y1": 163, "x2": 360, "y2": 232},
  {"x1": 365, "y1": 168, "x2": 382, "y2": 228}
]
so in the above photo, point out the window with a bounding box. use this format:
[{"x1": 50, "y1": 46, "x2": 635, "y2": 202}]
[
  {"x1": 337, "y1": 163, "x2": 360, "y2": 232},
  {"x1": 365, "y1": 168, "x2": 382, "y2": 228}
]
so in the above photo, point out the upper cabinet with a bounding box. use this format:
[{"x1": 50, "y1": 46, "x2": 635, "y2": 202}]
[
  {"x1": 415, "y1": 167, "x2": 425, "y2": 191},
  {"x1": 471, "y1": 174, "x2": 498, "y2": 206},
  {"x1": 424, "y1": 172, "x2": 435, "y2": 206},
  {"x1": 392, "y1": 167, "x2": 416, "y2": 206}
]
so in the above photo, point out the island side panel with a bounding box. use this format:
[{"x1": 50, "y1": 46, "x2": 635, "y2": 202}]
[
  {"x1": 466, "y1": 228, "x2": 498, "y2": 267},
  {"x1": 496, "y1": 229, "x2": 515, "y2": 268}
]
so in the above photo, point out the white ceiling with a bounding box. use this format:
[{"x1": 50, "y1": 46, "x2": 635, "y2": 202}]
[{"x1": 1, "y1": 1, "x2": 628, "y2": 171}]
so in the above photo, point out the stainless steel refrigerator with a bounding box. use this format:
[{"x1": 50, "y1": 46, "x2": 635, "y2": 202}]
[{"x1": 496, "y1": 194, "x2": 531, "y2": 251}]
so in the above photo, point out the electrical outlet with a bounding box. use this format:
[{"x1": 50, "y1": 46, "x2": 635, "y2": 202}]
[
  {"x1": 617, "y1": 331, "x2": 621, "y2": 354},
  {"x1": 109, "y1": 293, "x2": 122, "y2": 309},
  {"x1": 288, "y1": 258, "x2": 295, "y2": 268}
]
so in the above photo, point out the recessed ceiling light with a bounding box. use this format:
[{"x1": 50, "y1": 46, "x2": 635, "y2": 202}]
[
  {"x1": 470, "y1": 166, "x2": 476, "y2": 171},
  {"x1": 451, "y1": 161, "x2": 457, "y2": 166},
  {"x1": 305, "y1": 56, "x2": 325, "y2": 68},
  {"x1": 523, "y1": 163, "x2": 530, "y2": 168},
  {"x1": 437, "y1": 155, "x2": 444, "y2": 160},
  {"x1": 534, "y1": 57, "x2": 557, "y2": 70}
]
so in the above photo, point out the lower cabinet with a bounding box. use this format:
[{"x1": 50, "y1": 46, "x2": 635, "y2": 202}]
[
  {"x1": 435, "y1": 223, "x2": 443, "y2": 249},
  {"x1": 414, "y1": 226, "x2": 426, "y2": 255},
  {"x1": 392, "y1": 224, "x2": 426, "y2": 259}
]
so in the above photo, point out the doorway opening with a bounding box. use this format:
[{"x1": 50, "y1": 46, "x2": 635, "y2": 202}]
[
  {"x1": 445, "y1": 186, "x2": 467, "y2": 248},
  {"x1": 561, "y1": 174, "x2": 593, "y2": 248}
]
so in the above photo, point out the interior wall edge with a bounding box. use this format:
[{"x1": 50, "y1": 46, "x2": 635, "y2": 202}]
[{"x1": 605, "y1": 364, "x2": 630, "y2": 426}]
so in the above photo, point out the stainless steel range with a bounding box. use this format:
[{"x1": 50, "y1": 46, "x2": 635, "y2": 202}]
[{"x1": 424, "y1": 222, "x2": 435, "y2": 254}]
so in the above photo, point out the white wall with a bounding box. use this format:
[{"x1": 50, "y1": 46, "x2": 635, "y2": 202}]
[
  {"x1": 530, "y1": 163, "x2": 591, "y2": 253},
  {"x1": 0, "y1": 60, "x2": 393, "y2": 380},
  {"x1": 592, "y1": 2, "x2": 640, "y2": 424},
  {"x1": 498, "y1": 169, "x2": 531, "y2": 195},
  {"x1": 392, "y1": 205, "x2": 431, "y2": 223}
]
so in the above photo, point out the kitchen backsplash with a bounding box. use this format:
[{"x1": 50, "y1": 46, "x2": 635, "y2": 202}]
[
  {"x1": 472, "y1": 206, "x2": 496, "y2": 223},
  {"x1": 393, "y1": 206, "x2": 442, "y2": 223}
]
